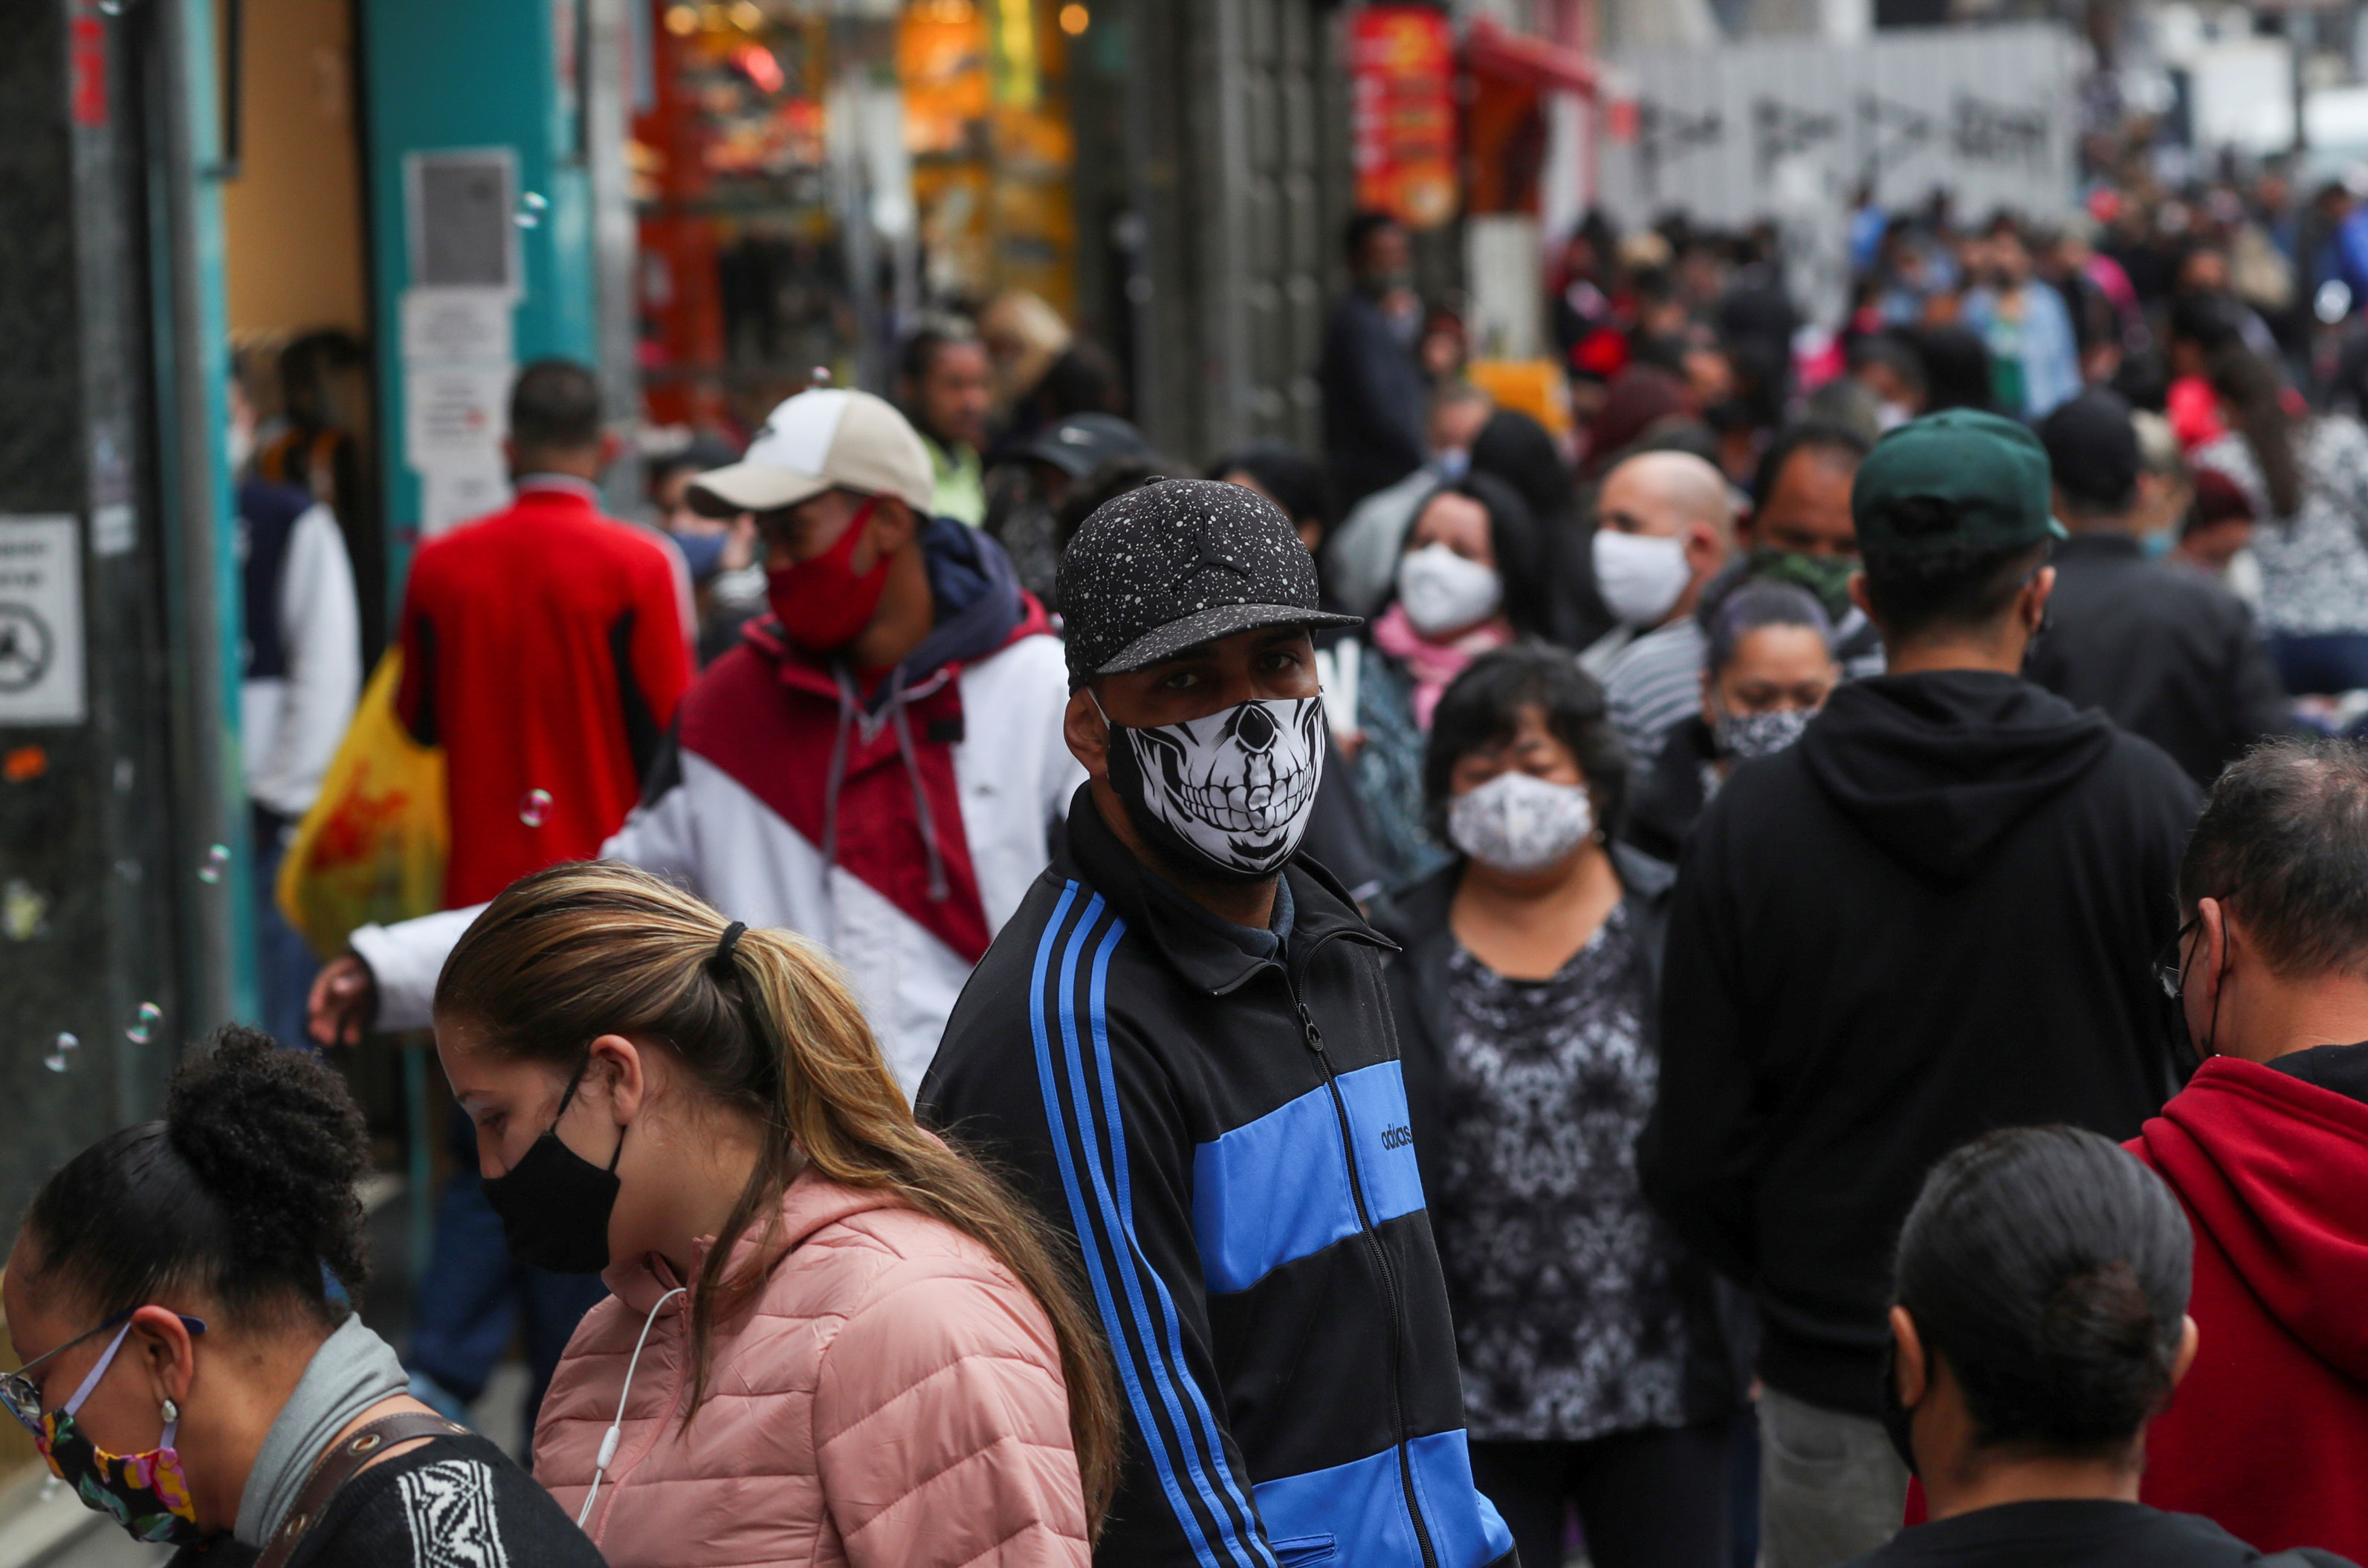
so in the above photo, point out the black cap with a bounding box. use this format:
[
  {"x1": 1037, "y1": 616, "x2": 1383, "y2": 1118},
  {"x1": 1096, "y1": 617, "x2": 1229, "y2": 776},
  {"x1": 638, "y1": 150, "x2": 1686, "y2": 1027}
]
[
  {"x1": 2039, "y1": 389, "x2": 2141, "y2": 514},
  {"x1": 1057, "y1": 479, "x2": 1359, "y2": 685},
  {"x1": 1020, "y1": 412, "x2": 1157, "y2": 479}
]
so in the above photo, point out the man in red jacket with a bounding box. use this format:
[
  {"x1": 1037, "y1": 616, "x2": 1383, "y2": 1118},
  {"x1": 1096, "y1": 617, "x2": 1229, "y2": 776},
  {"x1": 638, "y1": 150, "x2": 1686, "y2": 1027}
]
[
  {"x1": 372, "y1": 359, "x2": 693, "y2": 1435},
  {"x1": 2135, "y1": 735, "x2": 2368, "y2": 1558},
  {"x1": 395, "y1": 358, "x2": 692, "y2": 906}
]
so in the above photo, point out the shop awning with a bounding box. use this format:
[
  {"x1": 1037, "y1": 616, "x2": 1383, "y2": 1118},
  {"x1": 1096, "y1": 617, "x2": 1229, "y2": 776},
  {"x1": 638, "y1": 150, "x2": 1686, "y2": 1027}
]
[{"x1": 1461, "y1": 16, "x2": 1600, "y2": 98}]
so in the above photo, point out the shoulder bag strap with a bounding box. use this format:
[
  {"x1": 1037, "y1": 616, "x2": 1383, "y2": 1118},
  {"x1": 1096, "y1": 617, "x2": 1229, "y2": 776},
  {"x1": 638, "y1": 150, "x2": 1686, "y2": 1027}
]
[{"x1": 252, "y1": 1410, "x2": 473, "y2": 1568}]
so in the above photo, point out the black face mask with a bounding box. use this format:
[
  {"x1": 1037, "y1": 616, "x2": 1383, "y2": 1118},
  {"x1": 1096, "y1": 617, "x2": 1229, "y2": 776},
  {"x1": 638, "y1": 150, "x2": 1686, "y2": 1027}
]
[
  {"x1": 480, "y1": 1054, "x2": 624, "y2": 1275},
  {"x1": 1878, "y1": 1336, "x2": 1920, "y2": 1477}
]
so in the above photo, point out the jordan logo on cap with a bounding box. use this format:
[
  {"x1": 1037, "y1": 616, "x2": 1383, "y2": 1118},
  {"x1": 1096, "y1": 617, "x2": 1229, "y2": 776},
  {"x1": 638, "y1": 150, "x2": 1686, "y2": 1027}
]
[{"x1": 1175, "y1": 530, "x2": 1252, "y2": 589}]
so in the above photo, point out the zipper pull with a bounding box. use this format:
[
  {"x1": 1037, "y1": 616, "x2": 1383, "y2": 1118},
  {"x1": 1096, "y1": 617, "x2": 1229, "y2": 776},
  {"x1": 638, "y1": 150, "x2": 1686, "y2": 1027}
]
[{"x1": 1297, "y1": 1002, "x2": 1326, "y2": 1057}]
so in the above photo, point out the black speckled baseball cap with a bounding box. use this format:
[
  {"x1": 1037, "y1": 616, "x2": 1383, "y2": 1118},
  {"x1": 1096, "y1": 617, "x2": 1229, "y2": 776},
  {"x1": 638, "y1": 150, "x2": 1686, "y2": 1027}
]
[{"x1": 1057, "y1": 478, "x2": 1359, "y2": 686}]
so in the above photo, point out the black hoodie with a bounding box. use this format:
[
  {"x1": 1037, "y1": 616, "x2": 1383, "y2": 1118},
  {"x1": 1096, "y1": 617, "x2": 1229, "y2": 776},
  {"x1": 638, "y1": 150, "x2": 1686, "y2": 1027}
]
[{"x1": 1637, "y1": 670, "x2": 2202, "y2": 1416}]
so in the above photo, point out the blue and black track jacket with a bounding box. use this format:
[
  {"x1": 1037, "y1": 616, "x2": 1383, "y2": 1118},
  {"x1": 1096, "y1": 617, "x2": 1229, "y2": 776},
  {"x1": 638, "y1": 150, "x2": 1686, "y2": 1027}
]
[{"x1": 921, "y1": 785, "x2": 1515, "y2": 1568}]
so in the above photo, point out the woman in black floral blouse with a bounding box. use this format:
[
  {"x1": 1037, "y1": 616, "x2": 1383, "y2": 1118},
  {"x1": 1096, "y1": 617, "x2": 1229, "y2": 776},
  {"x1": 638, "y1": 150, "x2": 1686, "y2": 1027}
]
[{"x1": 1380, "y1": 644, "x2": 1748, "y2": 1568}]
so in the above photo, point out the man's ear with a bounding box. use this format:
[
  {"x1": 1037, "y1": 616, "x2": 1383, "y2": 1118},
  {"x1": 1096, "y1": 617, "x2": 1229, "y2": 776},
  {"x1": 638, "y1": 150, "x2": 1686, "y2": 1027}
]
[
  {"x1": 1065, "y1": 688, "x2": 1112, "y2": 781},
  {"x1": 598, "y1": 431, "x2": 624, "y2": 472},
  {"x1": 1681, "y1": 521, "x2": 1724, "y2": 578},
  {"x1": 873, "y1": 498, "x2": 922, "y2": 554},
  {"x1": 1847, "y1": 568, "x2": 1875, "y2": 624},
  {"x1": 2024, "y1": 563, "x2": 2057, "y2": 631},
  {"x1": 1889, "y1": 1303, "x2": 1928, "y2": 1408}
]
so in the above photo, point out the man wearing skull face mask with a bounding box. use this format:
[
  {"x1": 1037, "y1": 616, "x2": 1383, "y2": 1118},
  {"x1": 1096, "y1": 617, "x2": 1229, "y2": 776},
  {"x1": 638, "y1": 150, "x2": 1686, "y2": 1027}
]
[{"x1": 922, "y1": 479, "x2": 1518, "y2": 1568}]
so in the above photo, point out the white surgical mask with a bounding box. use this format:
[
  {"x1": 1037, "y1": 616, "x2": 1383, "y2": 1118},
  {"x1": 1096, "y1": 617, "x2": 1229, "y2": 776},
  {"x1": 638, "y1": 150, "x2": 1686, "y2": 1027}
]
[
  {"x1": 1396, "y1": 543, "x2": 1504, "y2": 638},
  {"x1": 1448, "y1": 771, "x2": 1596, "y2": 875},
  {"x1": 1592, "y1": 529, "x2": 1692, "y2": 628},
  {"x1": 1099, "y1": 693, "x2": 1327, "y2": 881}
]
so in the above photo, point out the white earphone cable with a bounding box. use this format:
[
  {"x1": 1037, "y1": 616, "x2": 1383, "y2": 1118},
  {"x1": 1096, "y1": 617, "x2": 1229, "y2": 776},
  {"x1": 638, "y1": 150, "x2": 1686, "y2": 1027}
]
[{"x1": 575, "y1": 1285, "x2": 688, "y2": 1529}]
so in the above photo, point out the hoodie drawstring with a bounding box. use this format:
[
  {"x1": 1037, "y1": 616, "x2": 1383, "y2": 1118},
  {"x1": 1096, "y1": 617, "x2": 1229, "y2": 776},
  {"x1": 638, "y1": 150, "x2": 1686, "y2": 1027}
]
[
  {"x1": 887, "y1": 665, "x2": 951, "y2": 902},
  {"x1": 826, "y1": 663, "x2": 951, "y2": 902},
  {"x1": 820, "y1": 667, "x2": 858, "y2": 870}
]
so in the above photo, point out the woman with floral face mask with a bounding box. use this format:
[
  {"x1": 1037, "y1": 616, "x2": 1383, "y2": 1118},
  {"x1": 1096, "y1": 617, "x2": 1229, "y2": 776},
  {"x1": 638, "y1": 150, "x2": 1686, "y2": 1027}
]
[
  {"x1": 1, "y1": 1027, "x2": 607, "y2": 1568},
  {"x1": 1377, "y1": 645, "x2": 1750, "y2": 1568},
  {"x1": 1352, "y1": 470, "x2": 1547, "y2": 891},
  {"x1": 1625, "y1": 579, "x2": 1840, "y2": 864}
]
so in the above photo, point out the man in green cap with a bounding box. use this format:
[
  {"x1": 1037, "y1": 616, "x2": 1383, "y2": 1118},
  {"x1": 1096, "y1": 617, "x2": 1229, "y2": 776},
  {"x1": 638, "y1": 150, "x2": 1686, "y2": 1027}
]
[{"x1": 1639, "y1": 409, "x2": 2203, "y2": 1568}]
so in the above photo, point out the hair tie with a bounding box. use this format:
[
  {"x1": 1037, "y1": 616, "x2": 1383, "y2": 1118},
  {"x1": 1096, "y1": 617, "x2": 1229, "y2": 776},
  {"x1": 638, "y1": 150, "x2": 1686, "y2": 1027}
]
[{"x1": 711, "y1": 921, "x2": 748, "y2": 977}]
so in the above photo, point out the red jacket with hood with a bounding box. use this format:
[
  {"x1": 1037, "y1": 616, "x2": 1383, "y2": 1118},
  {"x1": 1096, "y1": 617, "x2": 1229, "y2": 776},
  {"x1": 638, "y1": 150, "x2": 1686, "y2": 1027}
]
[{"x1": 2129, "y1": 1051, "x2": 2368, "y2": 1558}]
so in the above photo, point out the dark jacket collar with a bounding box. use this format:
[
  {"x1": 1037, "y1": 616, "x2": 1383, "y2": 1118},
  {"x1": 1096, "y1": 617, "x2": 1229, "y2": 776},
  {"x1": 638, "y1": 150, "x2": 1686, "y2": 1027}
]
[
  {"x1": 2052, "y1": 531, "x2": 2145, "y2": 562},
  {"x1": 1378, "y1": 840, "x2": 1675, "y2": 947},
  {"x1": 1057, "y1": 782, "x2": 1388, "y2": 995}
]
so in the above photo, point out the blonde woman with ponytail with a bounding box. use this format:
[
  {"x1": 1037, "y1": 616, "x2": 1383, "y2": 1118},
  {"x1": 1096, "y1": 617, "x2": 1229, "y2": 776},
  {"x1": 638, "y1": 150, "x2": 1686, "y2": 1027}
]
[{"x1": 431, "y1": 861, "x2": 1116, "y2": 1567}]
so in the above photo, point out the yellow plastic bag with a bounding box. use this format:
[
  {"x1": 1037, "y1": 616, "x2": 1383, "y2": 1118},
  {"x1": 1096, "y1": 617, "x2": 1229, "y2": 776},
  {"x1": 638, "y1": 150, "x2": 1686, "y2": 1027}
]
[{"x1": 276, "y1": 649, "x2": 447, "y2": 959}]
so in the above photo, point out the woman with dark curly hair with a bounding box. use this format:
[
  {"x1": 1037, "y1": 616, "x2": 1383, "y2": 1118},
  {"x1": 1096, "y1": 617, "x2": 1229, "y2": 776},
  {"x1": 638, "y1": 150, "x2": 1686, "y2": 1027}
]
[{"x1": 2, "y1": 1027, "x2": 604, "y2": 1567}]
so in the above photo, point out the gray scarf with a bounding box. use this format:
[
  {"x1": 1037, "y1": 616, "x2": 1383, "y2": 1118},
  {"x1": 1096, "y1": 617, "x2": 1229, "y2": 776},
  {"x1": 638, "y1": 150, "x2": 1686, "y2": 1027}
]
[{"x1": 234, "y1": 1315, "x2": 413, "y2": 1546}]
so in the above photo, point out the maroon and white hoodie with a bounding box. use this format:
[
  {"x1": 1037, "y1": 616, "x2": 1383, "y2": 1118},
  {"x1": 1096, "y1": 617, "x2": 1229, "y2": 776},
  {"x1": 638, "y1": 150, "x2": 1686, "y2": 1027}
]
[{"x1": 352, "y1": 519, "x2": 1081, "y2": 1092}]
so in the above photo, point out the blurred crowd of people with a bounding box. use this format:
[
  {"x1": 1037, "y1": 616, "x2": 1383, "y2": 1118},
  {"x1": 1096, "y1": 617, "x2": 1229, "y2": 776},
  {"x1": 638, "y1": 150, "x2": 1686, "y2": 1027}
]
[{"x1": 103, "y1": 169, "x2": 2368, "y2": 1568}]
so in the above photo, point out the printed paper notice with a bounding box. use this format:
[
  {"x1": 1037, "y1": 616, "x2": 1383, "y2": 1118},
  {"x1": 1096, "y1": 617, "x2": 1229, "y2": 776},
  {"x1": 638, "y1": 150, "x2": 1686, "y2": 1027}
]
[
  {"x1": 401, "y1": 287, "x2": 514, "y2": 365},
  {"x1": 0, "y1": 516, "x2": 87, "y2": 726}
]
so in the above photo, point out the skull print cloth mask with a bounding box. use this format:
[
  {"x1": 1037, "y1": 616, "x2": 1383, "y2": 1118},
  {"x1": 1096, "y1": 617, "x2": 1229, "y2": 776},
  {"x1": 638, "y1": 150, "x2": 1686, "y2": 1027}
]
[{"x1": 1096, "y1": 693, "x2": 1326, "y2": 881}]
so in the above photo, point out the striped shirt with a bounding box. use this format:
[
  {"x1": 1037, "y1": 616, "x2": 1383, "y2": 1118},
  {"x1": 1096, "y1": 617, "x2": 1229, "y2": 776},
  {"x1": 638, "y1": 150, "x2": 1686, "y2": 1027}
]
[{"x1": 1605, "y1": 618, "x2": 1708, "y2": 769}]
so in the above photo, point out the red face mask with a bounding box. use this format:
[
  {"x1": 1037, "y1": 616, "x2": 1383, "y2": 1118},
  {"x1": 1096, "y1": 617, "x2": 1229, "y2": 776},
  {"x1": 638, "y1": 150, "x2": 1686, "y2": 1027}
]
[{"x1": 767, "y1": 496, "x2": 889, "y2": 655}]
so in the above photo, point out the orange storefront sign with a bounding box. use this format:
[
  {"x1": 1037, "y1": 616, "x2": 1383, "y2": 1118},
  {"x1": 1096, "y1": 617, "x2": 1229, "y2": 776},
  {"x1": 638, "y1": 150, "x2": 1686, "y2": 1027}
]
[{"x1": 1350, "y1": 6, "x2": 1459, "y2": 230}]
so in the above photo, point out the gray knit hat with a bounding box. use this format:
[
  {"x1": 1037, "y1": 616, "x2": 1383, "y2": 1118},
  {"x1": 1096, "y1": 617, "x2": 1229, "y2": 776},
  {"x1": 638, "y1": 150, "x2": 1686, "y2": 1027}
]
[{"x1": 1056, "y1": 478, "x2": 1359, "y2": 685}]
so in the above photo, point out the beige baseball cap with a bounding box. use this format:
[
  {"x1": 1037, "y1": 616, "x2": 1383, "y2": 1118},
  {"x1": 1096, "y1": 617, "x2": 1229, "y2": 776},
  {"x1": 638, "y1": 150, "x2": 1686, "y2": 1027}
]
[{"x1": 687, "y1": 389, "x2": 935, "y2": 518}]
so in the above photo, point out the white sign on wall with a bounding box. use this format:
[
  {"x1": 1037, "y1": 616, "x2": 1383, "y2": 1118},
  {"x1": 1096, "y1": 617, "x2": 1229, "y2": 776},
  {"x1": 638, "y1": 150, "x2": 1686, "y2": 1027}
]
[
  {"x1": 1595, "y1": 22, "x2": 2085, "y2": 324},
  {"x1": 0, "y1": 516, "x2": 86, "y2": 727},
  {"x1": 401, "y1": 285, "x2": 515, "y2": 539}
]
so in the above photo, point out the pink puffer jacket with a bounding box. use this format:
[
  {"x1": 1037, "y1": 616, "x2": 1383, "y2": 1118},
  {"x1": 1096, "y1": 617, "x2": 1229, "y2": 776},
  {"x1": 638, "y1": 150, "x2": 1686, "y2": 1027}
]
[{"x1": 534, "y1": 1168, "x2": 1090, "y2": 1567}]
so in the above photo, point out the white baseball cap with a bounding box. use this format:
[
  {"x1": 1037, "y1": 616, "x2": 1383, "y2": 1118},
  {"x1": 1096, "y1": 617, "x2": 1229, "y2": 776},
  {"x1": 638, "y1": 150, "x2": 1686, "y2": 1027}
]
[{"x1": 688, "y1": 389, "x2": 935, "y2": 518}]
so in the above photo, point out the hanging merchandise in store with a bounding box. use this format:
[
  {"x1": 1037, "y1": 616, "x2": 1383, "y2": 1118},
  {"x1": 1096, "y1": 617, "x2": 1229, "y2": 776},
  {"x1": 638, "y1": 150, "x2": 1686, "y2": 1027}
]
[
  {"x1": 1351, "y1": 6, "x2": 1459, "y2": 231},
  {"x1": 636, "y1": 1, "x2": 849, "y2": 433},
  {"x1": 899, "y1": 0, "x2": 1077, "y2": 314},
  {"x1": 635, "y1": 0, "x2": 1082, "y2": 435}
]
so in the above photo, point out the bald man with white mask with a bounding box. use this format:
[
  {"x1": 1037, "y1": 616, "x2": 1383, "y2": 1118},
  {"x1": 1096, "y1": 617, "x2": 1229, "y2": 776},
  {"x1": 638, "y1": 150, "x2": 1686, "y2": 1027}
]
[{"x1": 1592, "y1": 450, "x2": 1739, "y2": 764}]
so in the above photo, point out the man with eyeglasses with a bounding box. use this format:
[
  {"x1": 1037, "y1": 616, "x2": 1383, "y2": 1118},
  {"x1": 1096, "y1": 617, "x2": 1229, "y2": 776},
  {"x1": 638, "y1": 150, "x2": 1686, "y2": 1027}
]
[
  {"x1": 2128, "y1": 736, "x2": 2368, "y2": 1561},
  {"x1": 1639, "y1": 409, "x2": 2203, "y2": 1568}
]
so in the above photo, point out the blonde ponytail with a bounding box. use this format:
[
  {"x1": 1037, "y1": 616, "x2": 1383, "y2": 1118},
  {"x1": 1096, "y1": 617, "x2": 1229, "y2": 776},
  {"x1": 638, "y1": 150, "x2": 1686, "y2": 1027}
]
[{"x1": 435, "y1": 861, "x2": 1120, "y2": 1535}]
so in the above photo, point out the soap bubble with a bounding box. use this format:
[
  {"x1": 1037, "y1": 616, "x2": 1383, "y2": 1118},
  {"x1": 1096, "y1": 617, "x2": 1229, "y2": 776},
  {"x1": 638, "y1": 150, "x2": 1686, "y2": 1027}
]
[
  {"x1": 197, "y1": 843, "x2": 230, "y2": 884},
  {"x1": 127, "y1": 1002, "x2": 163, "y2": 1045},
  {"x1": 519, "y1": 788, "x2": 553, "y2": 827},
  {"x1": 42, "y1": 1052, "x2": 68, "y2": 1072},
  {"x1": 514, "y1": 190, "x2": 549, "y2": 229},
  {"x1": 808, "y1": 365, "x2": 832, "y2": 388},
  {"x1": 56, "y1": 1031, "x2": 78, "y2": 1052}
]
